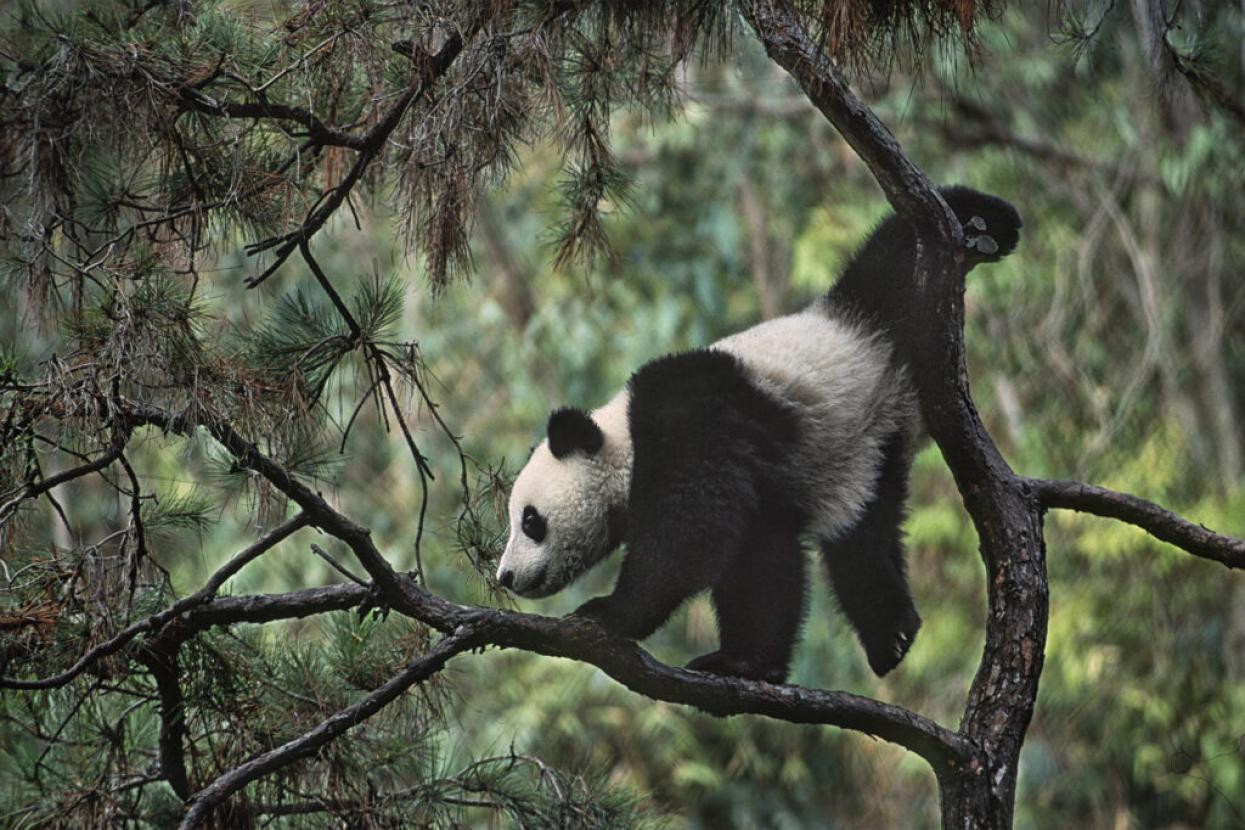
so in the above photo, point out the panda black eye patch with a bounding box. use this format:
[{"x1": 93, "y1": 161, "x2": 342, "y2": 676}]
[{"x1": 522, "y1": 506, "x2": 547, "y2": 543}]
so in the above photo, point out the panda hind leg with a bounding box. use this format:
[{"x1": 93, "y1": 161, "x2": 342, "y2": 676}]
[
  {"x1": 821, "y1": 430, "x2": 921, "y2": 677},
  {"x1": 686, "y1": 520, "x2": 806, "y2": 684}
]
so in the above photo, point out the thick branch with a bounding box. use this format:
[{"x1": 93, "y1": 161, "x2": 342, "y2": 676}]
[
  {"x1": 180, "y1": 583, "x2": 370, "y2": 627},
  {"x1": 1032, "y1": 479, "x2": 1245, "y2": 569},
  {"x1": 178, "y1": 626, "x2": 479, "y2": 829},
  {"x1": 743, "y1": 3, "x2": 1048, "y2": 825},
  {"x1": 455, "y1": 608, "x2": 972, "y2": 770}
]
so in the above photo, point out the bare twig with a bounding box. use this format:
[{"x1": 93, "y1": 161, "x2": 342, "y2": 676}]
[
  {"x1": 0, "y1": 434, "x2": 129, "y2": 526},
  {"x1": 309, "y1": 543, "x2": 368, "y2": 586},
  {"x1": 0, "y1": 513, "x2": 310, "y2": 690}
]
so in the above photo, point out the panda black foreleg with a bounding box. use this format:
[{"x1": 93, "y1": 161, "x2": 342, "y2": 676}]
[
  {"x1": 821, "y1": 430, "x2": 921, "y2": 677},
  {"x1": 687, "y1": 520, "x2": 806, "y2": 684},
  {"x1": 573, "y1": 529, "x2": 739, "y2": 642}
]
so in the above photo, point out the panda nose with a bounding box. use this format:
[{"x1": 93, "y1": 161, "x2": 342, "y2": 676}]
[{"x1": 498, "y1": 569, "x2": 515, "y2": 589}]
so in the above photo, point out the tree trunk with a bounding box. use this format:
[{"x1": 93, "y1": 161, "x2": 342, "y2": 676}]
[{"x1": 938, "y1": 766, "x2": 1014, "y2": 829}]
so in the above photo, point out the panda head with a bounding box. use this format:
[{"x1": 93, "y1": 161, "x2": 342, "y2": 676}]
[{"x1": 496, "y1": 405, "x2": 630, "y2": 598}]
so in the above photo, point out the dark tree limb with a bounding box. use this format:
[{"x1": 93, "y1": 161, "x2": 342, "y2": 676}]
[
  {"x1": 114, "y1": 401, "x2": 974, "y2": 795},
  {"x1": 180, "y1": 583, "x2": 370, "y2": 628},
  {"x1": 1032, "y1": 478, "x2": 1245, "y2": 569},
  {"x1": 137, "y1": 634, "x2": 191, "y2": 800},
  {"x1": 177, "y1": 91, "x2": 370, "y2": 149},
  {"x1": 444, "y1": 607, "x2": 974, "y2": 770}
]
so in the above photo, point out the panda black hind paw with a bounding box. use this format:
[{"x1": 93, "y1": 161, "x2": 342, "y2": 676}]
[
  {"x1": 940, "y1": 186, "x2": 1022, "y2": 263},
  {"x1": 686, "y1": 651, "x2": 788, "y2": 684},
  {"x1": 863, "y1": 615, "x2": 921, "y2": 677}
]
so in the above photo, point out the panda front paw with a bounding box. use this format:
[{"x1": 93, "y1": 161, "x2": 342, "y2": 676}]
[
  {"x1": 686, "y1": 651, "x2": 788, "y2": 684},
  {"x1": 571, "y1": 596, "x2": 628, "y2": 636}
]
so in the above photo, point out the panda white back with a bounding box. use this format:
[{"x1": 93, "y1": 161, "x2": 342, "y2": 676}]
[{"x1": 711, "y1": 301, "x2": 918, "y2": 539}]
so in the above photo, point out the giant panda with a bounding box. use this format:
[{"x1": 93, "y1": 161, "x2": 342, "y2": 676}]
[{"x1": 496, "y1": 187, "x2": 1021, "y2": 683}]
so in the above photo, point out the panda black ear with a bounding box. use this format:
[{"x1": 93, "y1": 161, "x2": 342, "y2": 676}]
[{"x1": 547, "y1": 407, "x2": 604, "y2": 459}]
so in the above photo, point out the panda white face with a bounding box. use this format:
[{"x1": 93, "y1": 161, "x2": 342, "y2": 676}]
[{"x1": 496, "y1": 401, "x2": 631, "y2": 598}]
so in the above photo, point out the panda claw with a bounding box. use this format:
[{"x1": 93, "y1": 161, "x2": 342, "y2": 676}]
[{"x1": 974, "y1": 235, "x2": 999, "y2": 255}]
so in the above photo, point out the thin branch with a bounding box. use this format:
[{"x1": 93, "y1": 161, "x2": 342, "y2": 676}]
[
  {"x1": 195, "y1": 513, "x2": 313, "y2": 597},
  {"x1": 737, "y1": 0, "x2": 958, "y2": 241},
  {"x1": 244, "y1": 29, "x2": 471, "y2": 288},
  {"x1": 1031, "y1": 478, "x2": 1245, "y2": 569},
  {"x1": 1163, "y1": 38, "x2": 1245, "y2": 129},
  {"x1": 298, "y1": 241, "x2": 433, "y2": 478},
  {"x1": 117, "y1": 452, "x2": 147, "y2": 599},
  {"x1": 250, "y1": 752, "x2": 598, "y2": 817},
  {"x1": 309, "y1": 543, "x2": 367, "y2": 586},
  {"x1": 0, "y1": 512, "x2": 311, "y2": 690},
  {"x1": 177, "y1": 90, "x2": 369, "y2": 149},
  {"x1": 0, "y1": 436, "x2": 128, "y2": 526},
  {"x1": 178, "y1": 626, "x2": 480, "y2": 829}
]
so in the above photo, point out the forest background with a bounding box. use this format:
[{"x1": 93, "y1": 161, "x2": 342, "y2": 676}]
[{"x1": 2, "y1": 1, "x2": 1244, "y2": 827}]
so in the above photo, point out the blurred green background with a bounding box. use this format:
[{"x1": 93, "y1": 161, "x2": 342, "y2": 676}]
[{"x1": 4, "y1": 2, "x2": 1245, "y2": 827}]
